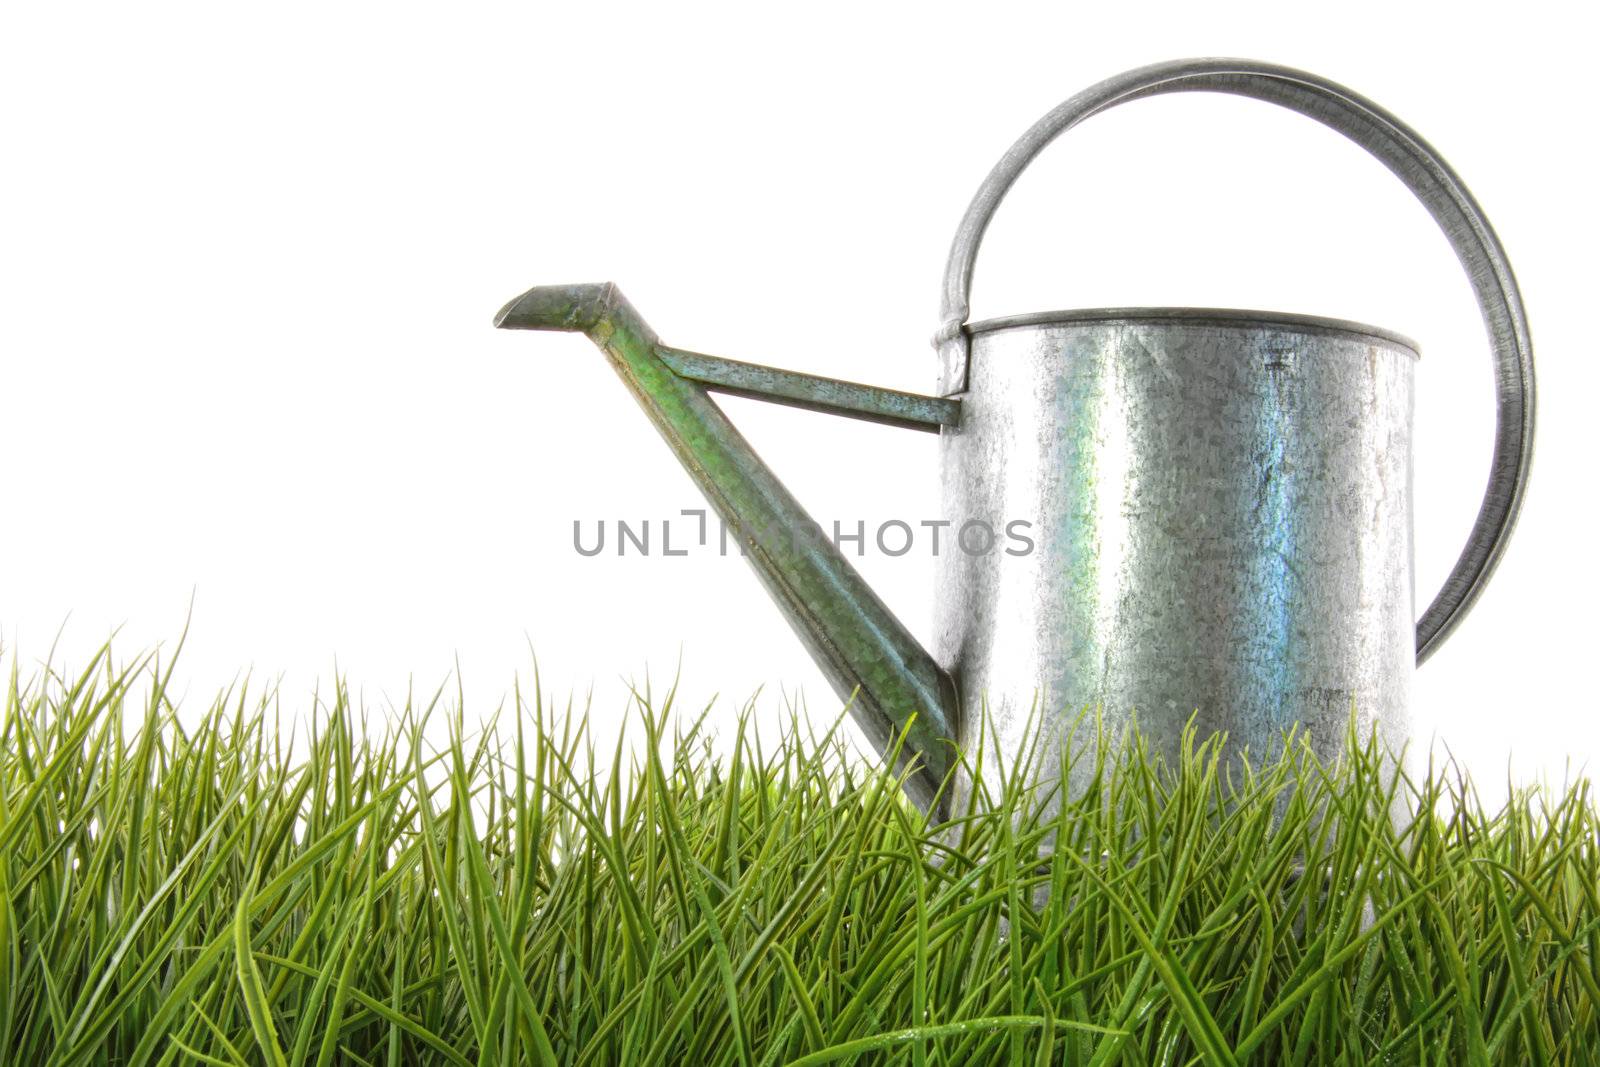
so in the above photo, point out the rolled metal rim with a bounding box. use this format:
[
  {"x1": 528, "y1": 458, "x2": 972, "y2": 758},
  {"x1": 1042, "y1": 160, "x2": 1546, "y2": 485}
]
[
  {"x1": 966, "y1": 306, "x2": 1421, "y2": 356},
  {"x1": 935, "y1": 57, "x2": 1535, "y2": 665}
]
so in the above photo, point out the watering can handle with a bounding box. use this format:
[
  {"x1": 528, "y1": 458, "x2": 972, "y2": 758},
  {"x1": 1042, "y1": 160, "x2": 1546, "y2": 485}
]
[{"x1": 935, "y1": 58, "x2": 1534, "y2": 665}]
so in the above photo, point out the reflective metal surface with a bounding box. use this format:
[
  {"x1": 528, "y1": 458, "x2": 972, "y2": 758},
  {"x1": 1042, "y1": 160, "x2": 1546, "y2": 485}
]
[
  {"x1": 938, "y1": 311, "x2": 1417, "y2": 806},
  {"x1": 935, "y1": 57, "x2": 1535, "y2": 664}
]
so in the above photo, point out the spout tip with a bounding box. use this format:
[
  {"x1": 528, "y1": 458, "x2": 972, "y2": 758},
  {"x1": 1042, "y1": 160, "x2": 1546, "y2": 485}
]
[
  {"x1": 493, "y1": 282, "x2": 618, "y2": 332},
  {"x1": 491, "y1": 295, "x2": 524, "y2": 329},
  {"x1": 492, "y1": 293, "x2": 541, "y2": 330}
]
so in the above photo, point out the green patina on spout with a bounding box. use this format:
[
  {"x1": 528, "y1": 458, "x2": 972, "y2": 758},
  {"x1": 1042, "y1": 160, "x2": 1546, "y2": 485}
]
[{"x1": 495, "y1": 283, "x2": 960, "y2": 807}]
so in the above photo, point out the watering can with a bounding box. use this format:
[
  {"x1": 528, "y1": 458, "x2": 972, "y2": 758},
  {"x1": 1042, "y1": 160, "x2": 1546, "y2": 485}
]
[{"x1": 496, "y1": 59, "x2": 1534, "y2": 812}]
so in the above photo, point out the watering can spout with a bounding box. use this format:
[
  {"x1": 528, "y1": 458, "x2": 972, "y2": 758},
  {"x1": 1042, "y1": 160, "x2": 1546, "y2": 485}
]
[
  {"x1": 496, "y1": 282, "x2": 961, "y2": 808},
  {"x1": 494, "y1": 283, "x2": 620, "y2": 333}
]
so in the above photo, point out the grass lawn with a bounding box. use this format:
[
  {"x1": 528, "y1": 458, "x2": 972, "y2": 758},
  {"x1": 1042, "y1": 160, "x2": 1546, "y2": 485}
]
[{"x1": 3, "y1": 645, "x2": 1597, "y2": 1065}]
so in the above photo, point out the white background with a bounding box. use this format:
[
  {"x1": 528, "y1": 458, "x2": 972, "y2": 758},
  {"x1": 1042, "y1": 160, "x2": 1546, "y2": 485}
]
[{"x1": 2, "y1": 1, "x2": 1595, "y2": 792}]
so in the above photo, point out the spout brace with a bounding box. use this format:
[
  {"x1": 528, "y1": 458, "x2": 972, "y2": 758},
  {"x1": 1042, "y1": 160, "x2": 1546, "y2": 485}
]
[
  {"x1": 496, "y1": 282, "x2": 961, "y2": 810},
  {"x1": 658, "y1": 349, "x2": 960, "y2": 433}
]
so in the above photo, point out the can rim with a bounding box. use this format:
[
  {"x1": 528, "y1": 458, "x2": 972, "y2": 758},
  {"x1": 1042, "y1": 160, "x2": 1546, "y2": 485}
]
[{"x1": 966, "y1": 307, "x2": 1420, "y2": 357}]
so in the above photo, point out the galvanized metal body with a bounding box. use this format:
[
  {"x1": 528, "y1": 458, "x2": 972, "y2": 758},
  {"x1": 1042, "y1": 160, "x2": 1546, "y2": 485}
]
[
  {"x1": 939, "y1": 309, "x2": 1418, "y2": 804},
  {"x1": 934, "y1": 60, "x2": 1535, "y2": 665},
  {"x1": 495, "y1": 58, "x2": 1536, "y2": 818}
]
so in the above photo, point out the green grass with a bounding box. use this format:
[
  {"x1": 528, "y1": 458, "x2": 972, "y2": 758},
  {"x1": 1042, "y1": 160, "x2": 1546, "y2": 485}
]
[{"x1": 3, "y1": 644, "x2": 1598, "y2": 1065}]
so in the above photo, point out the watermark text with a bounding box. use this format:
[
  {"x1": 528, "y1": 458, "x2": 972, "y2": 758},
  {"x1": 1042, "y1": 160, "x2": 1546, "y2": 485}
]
[{"x1": 572, "y1": 510, "x2": 1036, "y2": 558}]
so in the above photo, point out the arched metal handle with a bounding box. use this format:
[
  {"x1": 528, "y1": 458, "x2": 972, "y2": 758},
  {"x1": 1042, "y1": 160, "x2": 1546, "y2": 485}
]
[{"x1": 935, "y1": 58, "x2": 1535, "y2": 663}]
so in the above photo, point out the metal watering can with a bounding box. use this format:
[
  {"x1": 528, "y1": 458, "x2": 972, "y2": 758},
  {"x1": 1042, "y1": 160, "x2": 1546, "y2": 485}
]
[{"x1": 497, "y1": 59, "x2": 1535, "y2": 811}]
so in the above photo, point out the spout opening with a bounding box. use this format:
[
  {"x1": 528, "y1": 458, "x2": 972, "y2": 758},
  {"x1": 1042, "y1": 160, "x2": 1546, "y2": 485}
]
[{"x1": 493, "y1": 282, "x2": 620, "y2": 333}]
